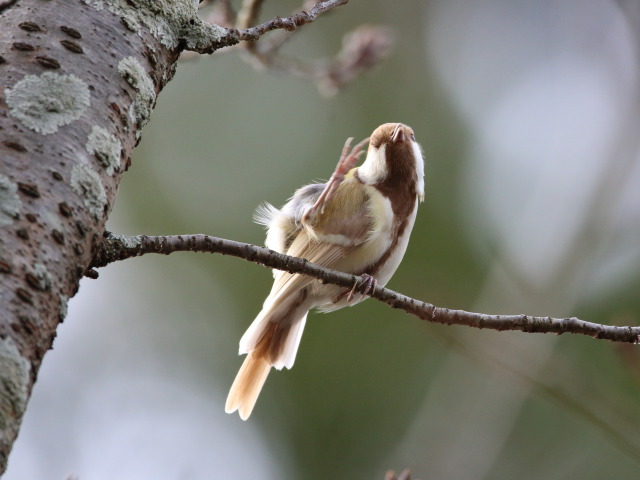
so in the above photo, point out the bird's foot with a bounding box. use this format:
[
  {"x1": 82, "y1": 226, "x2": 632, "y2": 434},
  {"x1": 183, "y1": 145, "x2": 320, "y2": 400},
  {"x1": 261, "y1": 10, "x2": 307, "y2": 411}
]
[
  {"x1": 346, "y1": 273, "x2": 377, "y2": 302},
  {"x1": 303, "y1": 136, "x2": 369, "y2": 224}
]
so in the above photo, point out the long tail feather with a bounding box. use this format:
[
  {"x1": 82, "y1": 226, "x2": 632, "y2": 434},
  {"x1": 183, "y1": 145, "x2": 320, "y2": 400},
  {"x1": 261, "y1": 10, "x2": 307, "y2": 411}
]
[
  {"x1": 226, "y1": 293, "x2": 310, "y2": 419},
  {"x1": 225, "y1": 352, "x2": 271, "y2": 420}
]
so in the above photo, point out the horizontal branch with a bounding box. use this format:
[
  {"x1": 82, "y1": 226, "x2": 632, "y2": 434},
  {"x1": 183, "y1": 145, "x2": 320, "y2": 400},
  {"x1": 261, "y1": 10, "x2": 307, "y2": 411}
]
[{"x1": 90, "y1": 232, "x2": 640, "y2": 344}]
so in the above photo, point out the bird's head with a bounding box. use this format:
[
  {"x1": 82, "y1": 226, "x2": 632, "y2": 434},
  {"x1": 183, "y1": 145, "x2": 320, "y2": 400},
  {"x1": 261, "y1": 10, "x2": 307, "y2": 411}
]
[{"x1": 358, "y1": 123, "x2": 424, "y2": 202}]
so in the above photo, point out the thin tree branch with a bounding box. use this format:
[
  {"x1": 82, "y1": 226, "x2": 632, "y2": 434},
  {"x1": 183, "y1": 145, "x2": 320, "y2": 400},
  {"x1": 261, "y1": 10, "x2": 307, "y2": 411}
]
[
  {"x1": 184, "y1": 0, "x2": 349, "y2": 54},
  {"x1": 186, "y1": 0, "x2": 390, "y2": 96},
  {"x1": 235, "y1": 0, "x2": 349, "y2": 42},
  {"x1": 249, "y1": 0, "x2": 319, "y2": 55},
  {"x1": 90, "y1": 232, "x2": 640, "y2": 344},
  {"x1": 243, "y1": 24, "x2": 394, "y2": 97}
]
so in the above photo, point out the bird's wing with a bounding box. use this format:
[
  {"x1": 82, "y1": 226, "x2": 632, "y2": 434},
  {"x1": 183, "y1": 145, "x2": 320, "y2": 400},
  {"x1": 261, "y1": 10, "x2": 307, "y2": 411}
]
[
  {"x1": 266, "y1": 176, "x2": 372, "y2": 305},
  {"x1": 254, "y1": 183, "x2": 325, "y2": 255}
]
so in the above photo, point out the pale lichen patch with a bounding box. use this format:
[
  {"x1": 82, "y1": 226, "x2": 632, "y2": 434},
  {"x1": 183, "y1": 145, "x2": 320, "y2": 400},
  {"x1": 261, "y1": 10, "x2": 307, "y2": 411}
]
[
  {"x1": 183, "y1": 20, "x2": 228, "y2": 53},
  {"x1": 0, "y1": 337, "x2": 30, "y2": 446},
  {"x1": 32, "y1": 263, "x2": 53, "y2": 291},
  {"x1": 86, "y1": 126, "x2": 121, "y2": 176},
  {"x1": 81, "y1": 0, "x2": 227, "y2": 52},
  {"x1": 121, "y1": 14, "x2": 140, "y2": 33},
  {"x1": 0, "y1": 175, "x2": 22, "y2": 228},
  {"x1": 70, "y1": 164, "x2": 107, "y2": 221},
  {"x1": 111, "y1": 233, "x2": 142, "y2": 249},
  {"x1": 118, "y1": 56, "x2": 155, "y2": 133},
  {"x1": 5, "y1": 72, "x2": 90, "y2": 135},
  {"x1": 58, "y1": 293, "x2": 69, "y2": 321}
]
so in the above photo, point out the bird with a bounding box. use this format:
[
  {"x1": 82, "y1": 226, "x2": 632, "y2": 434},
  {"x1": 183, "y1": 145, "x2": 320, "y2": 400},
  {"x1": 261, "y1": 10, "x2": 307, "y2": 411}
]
[{"x1": 225, "y1": 123, "x2": 425, "y2": 420}]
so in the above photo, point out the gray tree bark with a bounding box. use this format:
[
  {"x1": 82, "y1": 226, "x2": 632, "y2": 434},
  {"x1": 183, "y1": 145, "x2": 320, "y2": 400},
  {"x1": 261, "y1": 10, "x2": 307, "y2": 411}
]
[{"x1": 0, "y1": 0, "x2": 239, "y2": 472}]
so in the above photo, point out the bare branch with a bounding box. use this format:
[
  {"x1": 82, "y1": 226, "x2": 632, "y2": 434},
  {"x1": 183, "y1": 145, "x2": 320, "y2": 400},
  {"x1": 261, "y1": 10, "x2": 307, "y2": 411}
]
[
  {"x1": 90, "y1": 233, "x2": 640, "y2": 344},
  {"x1": 182, "y1": 0, "x2": 349, "y2": 55},
  {"x1": 236, "y1": 0, "x2": 349, "y2": 42},
  {"x1": 316, "y1": 25, "x2": 394, "y2": 96},
  {"x1": 242, "y1": 24, "x2": 394, "y2": 96},
  {"x1": 246, "y1": 0, "x2": 320, "y2": 55},
  {"x1": 185, "y1": 0, "x2": 390, "y2": 95}
]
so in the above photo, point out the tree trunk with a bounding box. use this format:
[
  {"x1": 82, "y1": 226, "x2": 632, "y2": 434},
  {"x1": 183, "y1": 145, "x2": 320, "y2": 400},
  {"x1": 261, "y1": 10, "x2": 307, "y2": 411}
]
[
  {"x1": 0, "y1": 0, "x2": 188, "y2": 472},
  {"x1": 0, "y1": 0, "x2": 354, "y2": 471}
]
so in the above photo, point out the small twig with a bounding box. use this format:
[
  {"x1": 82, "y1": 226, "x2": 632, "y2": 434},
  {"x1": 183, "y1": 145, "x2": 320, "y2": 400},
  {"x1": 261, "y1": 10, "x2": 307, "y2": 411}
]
[
  {"x1": 184, "y1": 0, "x2": 348, "y2": 55},
  {"x1": 316, "y1": 25, "x2": 394, "y2": 96},
  {"x1": 90, "y1": 232, "x2": 640, "y2": 344},
  {"x1": 185, "y1": 0, "x2": 390, "y2": 95},
  {"x1": 248, "y1": 0, "x2": 325, "y2": 55},
  {"x1": 236, "y1": 0, "x2": 349, "y2": 42},
  {"x1": 236, "y1": 0, "x2": 264, "y2": 54},
  {"x1": 242, "y1": 24, "x2": 394, "y2": 96}
]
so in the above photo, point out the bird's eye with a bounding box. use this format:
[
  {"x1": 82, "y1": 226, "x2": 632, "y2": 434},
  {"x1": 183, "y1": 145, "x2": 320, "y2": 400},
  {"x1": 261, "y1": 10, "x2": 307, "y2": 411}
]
[{"x1": 410, "y1": 133, "x2": 416, "y2": 141}]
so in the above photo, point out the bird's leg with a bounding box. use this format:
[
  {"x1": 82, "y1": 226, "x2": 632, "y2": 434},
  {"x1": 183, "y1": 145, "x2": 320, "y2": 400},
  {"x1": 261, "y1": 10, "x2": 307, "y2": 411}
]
[
  {"x1": 302, "y1": 136, "x2": 369, "y2": 224},
  {"x1": 344, "y1": 273, "x2": 377, "y2": 302}
]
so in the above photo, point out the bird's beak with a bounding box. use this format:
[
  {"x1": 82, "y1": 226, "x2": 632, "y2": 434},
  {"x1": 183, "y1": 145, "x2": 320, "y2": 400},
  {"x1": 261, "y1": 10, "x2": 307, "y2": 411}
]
[{"x1": 391, "y1": 123, "x2": 405, "y2": 143}]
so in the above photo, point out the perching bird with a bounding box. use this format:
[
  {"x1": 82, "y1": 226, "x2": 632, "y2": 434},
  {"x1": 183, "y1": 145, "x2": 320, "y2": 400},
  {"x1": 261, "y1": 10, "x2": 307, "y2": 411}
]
[{"x1": 225, "y1": 123, "x2": 425, "y2": 420}]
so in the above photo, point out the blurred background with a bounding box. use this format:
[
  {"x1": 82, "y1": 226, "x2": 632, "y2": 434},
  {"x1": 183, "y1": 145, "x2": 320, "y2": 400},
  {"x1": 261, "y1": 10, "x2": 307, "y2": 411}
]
[{"x1": 6, "y1": 0, "x2": 640, "y2": 479}]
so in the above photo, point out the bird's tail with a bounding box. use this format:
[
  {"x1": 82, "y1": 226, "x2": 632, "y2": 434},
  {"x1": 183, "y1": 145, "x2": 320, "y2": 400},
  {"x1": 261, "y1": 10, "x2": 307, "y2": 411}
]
[{"x1": 225, "y1": 294, "x2": 309, "y2": 420}]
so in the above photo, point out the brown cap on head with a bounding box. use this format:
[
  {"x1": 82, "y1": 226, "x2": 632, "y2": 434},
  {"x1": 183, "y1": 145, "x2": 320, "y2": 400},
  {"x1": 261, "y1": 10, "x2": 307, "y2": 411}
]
[{"x1": 369, "y1": 123, "x2": 415, "y2": 148}]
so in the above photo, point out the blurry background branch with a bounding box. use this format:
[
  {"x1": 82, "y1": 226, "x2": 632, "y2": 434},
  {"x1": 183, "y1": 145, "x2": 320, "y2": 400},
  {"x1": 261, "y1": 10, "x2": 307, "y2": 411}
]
[
  {"x1": 90, "y1": 232, "x2": 640, "y2": 344},
  {"x1": 193, "y1": 0, "x2": 393, "y2": 96},
  {"x1": 385, "y1": 469, "x2": 413, "y2": 480}
]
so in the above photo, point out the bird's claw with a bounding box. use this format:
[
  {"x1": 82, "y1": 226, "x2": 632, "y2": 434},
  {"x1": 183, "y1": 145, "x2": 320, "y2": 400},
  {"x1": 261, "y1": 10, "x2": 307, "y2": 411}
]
[
  {"x1": 303, "y1": 136, "x2": 369, "y2": 224},
  {"x1": 346, "y1": 273, "x2": 377, "y2": 302}
]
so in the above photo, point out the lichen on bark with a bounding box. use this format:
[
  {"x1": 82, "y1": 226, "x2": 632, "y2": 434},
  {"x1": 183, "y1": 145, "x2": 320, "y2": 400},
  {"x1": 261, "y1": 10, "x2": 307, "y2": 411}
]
[
  {"x1": 86, "y1": 126, "x2": 122, "y2": 176},
  {"x1": 81, "y1": 0, "x2": 228, "y2": 52},
  {"x1": 0, "y1": 337, "x2": 30, "y2": 466},
  {"x1": 5, "y1": 72, "x2": 90, "y2": 135}
]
